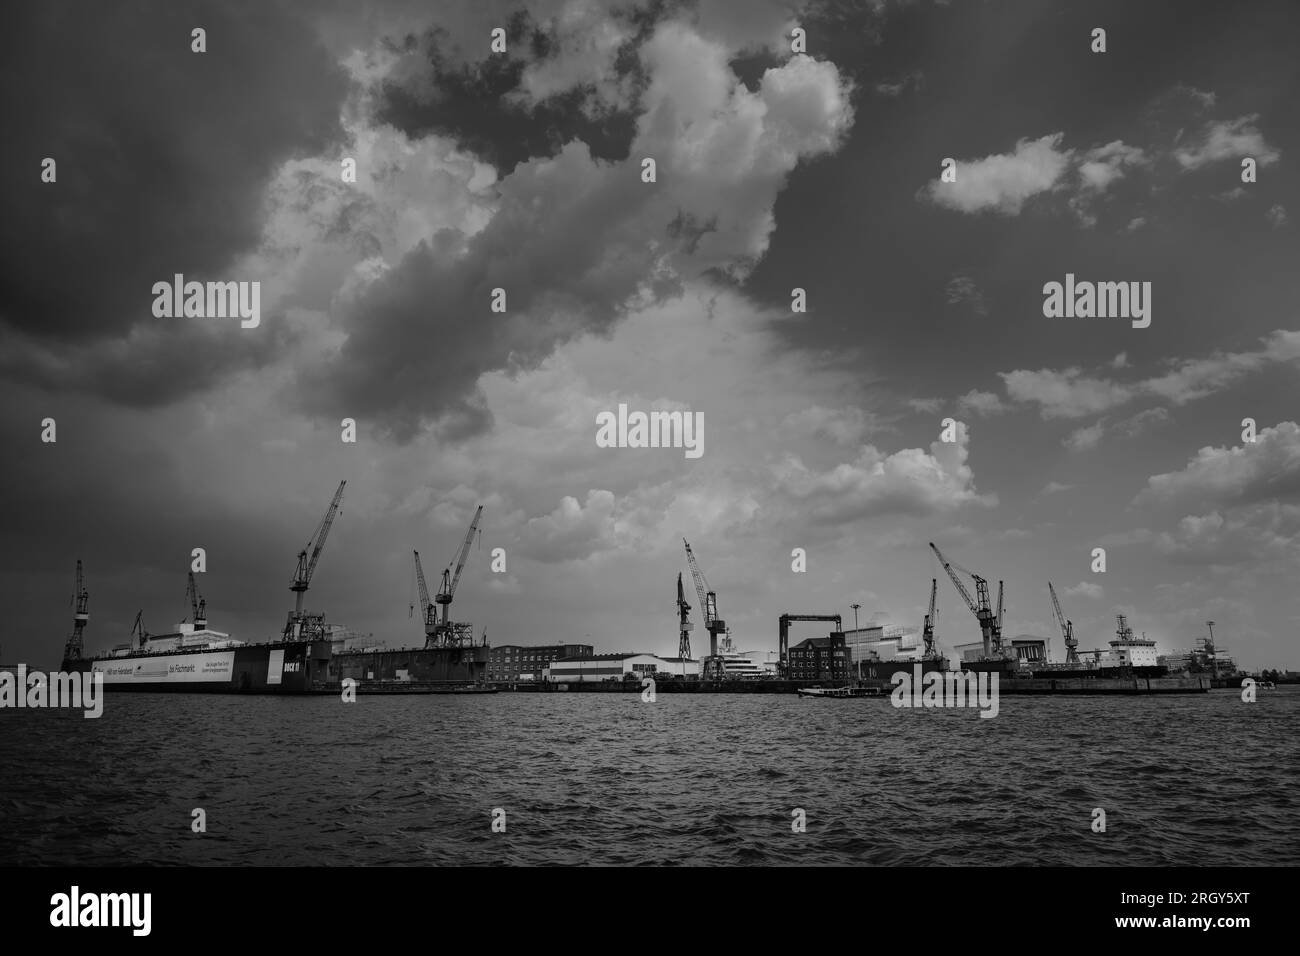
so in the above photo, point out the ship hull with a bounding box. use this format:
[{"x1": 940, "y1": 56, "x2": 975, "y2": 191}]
[
  {"x1": 328, "y1": 645, "x2": 489, "y2": 684},
  {"x1": 63, "y1": 640, "x2": 331, "y2": 693}
]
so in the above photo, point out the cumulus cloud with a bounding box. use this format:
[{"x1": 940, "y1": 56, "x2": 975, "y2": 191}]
[
  {"x1": 957, "y1": 389, "x2": 1008, "y2": 417},
  {"x1": 1063, "y1": 581, "x2": 1104, "y2": 600},
  {"x1": 517, "y1": 489, "x2": 620, "y2": 562},
  {"x1": 1153, "y1": 503, "x2": 1300, "y2": 568},
  {"x1": 1173, "y1": 114, "x2": 1281, "y2": 170},
  {"x1": 773, "y1": 426, "x2": 996, "y2": 524},
  {"x1": 1136, "y1": 422, "x2": 1300, "y2": 509},
  {"x1": 1267, "y1": 204, "x2": 1288, "y2": 228},
  {"x1": 919, "y1": 133, "x2": 1071, "y2": 215},
  {"x1": 1041, "y1": 481, "x2": 1074, "y2": 496},
  {"x1": 1002, "y1": 368, "x2": 1134, "y2": 420},
  {"x1": 291, "y1": 19, "x2": 855, "y2": 438},
  {"x1": 1063, "y1": 421, "x2": 1105, "y2": 453}
]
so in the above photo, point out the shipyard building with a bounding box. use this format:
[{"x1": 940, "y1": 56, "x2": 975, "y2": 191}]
[
  {"x1": 843, "y1": 624, "x2": 922, "y2": 664},
  {"x1": 954, "y1": 635, "x2": 1050, "y2": 664},
  {"x1": 488, "y1": 643, "x2": 593, "y2": 682},
  {"x1": 788, "y1": 634, "x2": 850, "y2": 682},
  {"x1": 546, "y1": 653, "x2": 700, "y2": 682}
]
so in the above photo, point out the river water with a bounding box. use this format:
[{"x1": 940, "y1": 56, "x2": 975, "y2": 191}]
[{"x1": 1, "y1": 687, "x2": 1295, "y2": 865}]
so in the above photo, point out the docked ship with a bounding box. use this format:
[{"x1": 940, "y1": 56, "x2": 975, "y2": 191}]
[{"x1": 59, "y1": 482, "x2": 347, "y2": 695}]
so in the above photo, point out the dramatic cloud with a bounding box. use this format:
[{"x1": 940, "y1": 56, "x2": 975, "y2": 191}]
[
  {"x1": 295, "y1": 20, "x2": 854, "y2": 438},
  {"x1": 0, "y1": 0, "x2": 347, "y2": 401}
]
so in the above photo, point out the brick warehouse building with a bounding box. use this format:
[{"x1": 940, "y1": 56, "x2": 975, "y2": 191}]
[
  {"x1": 488, "y1": 643, "x2": 593, "y2": 682},
  {"x1": 788, "y1": 633, "x2": 850, "y2": 682}
]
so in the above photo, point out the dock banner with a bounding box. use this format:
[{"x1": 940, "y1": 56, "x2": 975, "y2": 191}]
[{"x1": 93, "y1": 652, "x2": 235, "y2": 684}]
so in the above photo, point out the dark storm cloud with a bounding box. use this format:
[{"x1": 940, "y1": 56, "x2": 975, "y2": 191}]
[
  {"x1": 0, "y1": 0, "x2": 347, "y2": 400},
  {"x1": 375, "y1": 15, "x2": 645, "y2": 176},
  {"x1": 295, "y1": 141, "x2": 664, "y2": 441}
]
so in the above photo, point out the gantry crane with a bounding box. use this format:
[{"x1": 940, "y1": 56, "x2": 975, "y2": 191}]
[
  {"x1": 677, "y1": 573, "x2": 693, "y2": 676},
  {"x1": 284, "y1": 480, "x2": 346, "y2": 641},
  {"x1": 1048, "y1": 581, "x2": 1079, "y2": 664},
  {"x1": 186, "y1": 571, "x2": 207, "y2": 630},
  {"x1": 921, "y1": 578, "x2": 938, "y2": 659},
  {"x1": 430, "y1": 505, "x2": 483, "y2": 648},
  {"x1": 684, "y1": 538, "x2": 727, "y2": 680},
  {"x1": 62, "y1": 559, "x2": 89, "y2": 664},
  {"x1": 929, "y1": 542, "x2": 1003, "y2": 658}
]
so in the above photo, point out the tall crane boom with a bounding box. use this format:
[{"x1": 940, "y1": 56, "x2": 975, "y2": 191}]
[
  {"x1": 62, "y1": 559, "x2": 90, "y2": 663},
  {"x1": 922, "y1": 578, "x2": 938, "y2": 659},
  {"x1": 929, "y1": 541, "x2": 1003, "y2": 658},
  {"x1": 684, "y1": 538, "x2": 727, "y2": 679},
  {"x1": 1048, "y1": 581, "x2": 1079, "y2": 664},
  {"x1": 285, "y1": 480, "x2": 346, "y2": 640},
  {"x1": 413, "y1": 550, "x2": 432, "y2": 623},
  {"x1": 677, "y1": 572, "x2": 693, "y2": 671},
  {"x1": 684, "y1": 539, "x2": 712, "y2": 625},
  {"x1": 930, "y1": 542, "x2": 978, "y2": 616},
  {"x1": 438, "y1": 505, "x2": 483, "y2": 613},
  {"x1": 186, "y1": 571, "x2": 207, "y2": 629},
  {"x1": 427, "y1": 505, "x2": 484, "y2": 649},
  {"x1": 292, "y1": 480, "x2": 346, "y2": 595}
]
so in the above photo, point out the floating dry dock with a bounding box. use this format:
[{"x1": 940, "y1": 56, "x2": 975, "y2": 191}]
[{"x1": 311, "y1": 680, "x2": 496, "y2": 695}]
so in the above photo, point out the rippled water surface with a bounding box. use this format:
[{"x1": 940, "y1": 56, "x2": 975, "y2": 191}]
[{"x1": 1, "y1": 687, "x2": 1296, "y2": 865}]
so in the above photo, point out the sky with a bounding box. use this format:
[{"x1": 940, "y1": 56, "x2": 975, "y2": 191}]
[{"x1": 2, "y1": 0, "x2": 1298, "y2": 671}]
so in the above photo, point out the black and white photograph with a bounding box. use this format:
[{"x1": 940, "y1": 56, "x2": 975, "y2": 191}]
[{"x1": 1, "y1": 0, "x2": 1295, "y2": 939}]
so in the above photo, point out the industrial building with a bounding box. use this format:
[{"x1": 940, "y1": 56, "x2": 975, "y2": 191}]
[
  {"x1": 488, "y1": 643, "x2": 593, "y2": 682},
  {"x1": 843, "y1": 624, "x2": 923, "y2": 665},
  {"x1": 787, "y1": 633, "x2": 850, "y2": 682},
  {"x1": 545, "y1": 653, "x2": 699, "y2": 683}
]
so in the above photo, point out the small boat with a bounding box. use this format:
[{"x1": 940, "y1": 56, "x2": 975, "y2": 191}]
[{"x1": 797, "y1": 686, "x2": 886, "y2": 699}]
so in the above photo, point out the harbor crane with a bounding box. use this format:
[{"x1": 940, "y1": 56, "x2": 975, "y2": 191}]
[
  {"x1": 1048, "y1": 582, "x2": 1080, "y2": 664},
  {"x1": 684, "y1": 538, "x2": 727, "y2": 680},
  {"x1": 921, "y1": 578, "x2": 939, "y2": 659},
  {"x1": 413, "y1": 549, "x2": 434, "y2": 640},
  {"x1": 677, "y1": 573, "x2": 693, "y2": 676},
  {"x1": 62, "y1": 560, "x2": 89, "y2": 662},
  {"x1": 929, "y1": 542, "x2": 1003, "y2": 658},
  {"x1": 186, "y1": 571, "x2": 207, "y2": 630},
  {"x1": 284, "y1": 480, "x2": 346, "y2": 641},
  {"x1": 430, "y1": 505, "x2": 483, "y2": 648},
  {"x1": 131, "y1": 610, "x2": 150, "y2": 650}
]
